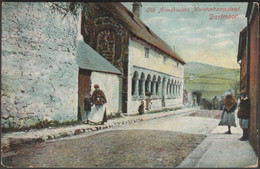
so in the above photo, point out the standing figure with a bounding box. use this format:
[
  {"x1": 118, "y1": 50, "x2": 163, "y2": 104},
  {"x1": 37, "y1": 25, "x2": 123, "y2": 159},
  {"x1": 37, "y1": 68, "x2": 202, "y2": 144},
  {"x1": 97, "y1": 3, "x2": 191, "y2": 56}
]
[
  {"x1": 82, "y1": 94, "x2": 92, "y2": 124},
  {"x1": 88, "y1": 84, "x2": 107, "y2": 125},
  {"x1": 237, "y1": 90, "x2": 250, "y2": 141},
  {"x1": 145, "y1": 91, "x2": 151, "y2": 110},
  {"x1": 138, "y1": 101, "x2": 144, "y2": 115},
  {"x1": 212, "y1": 96, "x2": 218, "y2": 110},
  {"x1": 218, "y1": 92, "x2": 237, "y2": 134}
]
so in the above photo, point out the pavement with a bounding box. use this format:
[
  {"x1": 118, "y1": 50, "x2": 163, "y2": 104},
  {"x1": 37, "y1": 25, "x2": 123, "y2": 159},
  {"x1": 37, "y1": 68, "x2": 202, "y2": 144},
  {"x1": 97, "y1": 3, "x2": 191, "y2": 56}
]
[
  {"x1": 1, "y1": 107, "x2": 258, "y2": 168},
  {"x1": 178, "y1": 116, "x2": 259, "y2": 168},
  {"x1": 1, "y1": 107, "x2": 197, "y2": 153}
]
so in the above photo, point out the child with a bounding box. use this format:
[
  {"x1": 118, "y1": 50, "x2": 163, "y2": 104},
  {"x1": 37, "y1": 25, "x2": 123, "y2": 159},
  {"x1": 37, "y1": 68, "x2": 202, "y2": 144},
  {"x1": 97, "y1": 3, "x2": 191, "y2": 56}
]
[
  {"x1": 138, "y1": 101, "x2": 144, "y2": 115},
  {"x1": 82, "y1": 94, "x2": 92, "y2": 124}
]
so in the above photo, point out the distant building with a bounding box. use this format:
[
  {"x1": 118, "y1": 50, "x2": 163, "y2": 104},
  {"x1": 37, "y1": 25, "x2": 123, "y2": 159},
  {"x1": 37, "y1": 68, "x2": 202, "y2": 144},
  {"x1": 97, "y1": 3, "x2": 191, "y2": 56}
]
[{"x1": 237, "y1": 2, "x2": 259, "y2": 154}]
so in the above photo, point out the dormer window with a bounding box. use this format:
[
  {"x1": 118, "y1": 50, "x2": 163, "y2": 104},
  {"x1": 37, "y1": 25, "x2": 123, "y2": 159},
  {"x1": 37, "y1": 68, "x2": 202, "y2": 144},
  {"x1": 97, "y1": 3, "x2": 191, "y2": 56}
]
[{"x1": 144, "y1": 47, "x2": 149, "y2": 58}]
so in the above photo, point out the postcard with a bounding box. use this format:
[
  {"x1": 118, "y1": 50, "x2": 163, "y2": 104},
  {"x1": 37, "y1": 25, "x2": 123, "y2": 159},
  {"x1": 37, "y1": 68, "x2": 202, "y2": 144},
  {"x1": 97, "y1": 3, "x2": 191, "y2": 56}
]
[{"x1": 1, "y1": 1, "x2": 259, "y2": 168}]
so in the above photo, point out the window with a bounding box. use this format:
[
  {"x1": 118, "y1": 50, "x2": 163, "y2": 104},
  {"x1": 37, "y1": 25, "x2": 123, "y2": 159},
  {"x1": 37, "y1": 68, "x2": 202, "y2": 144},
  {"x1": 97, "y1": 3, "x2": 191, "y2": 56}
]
[
  {"x1": 132, "y1": 71, "x2": 139, "y2": 96},
  {"x1": 163, "y1": 56, "x2": 167, "y2": 64},
  {"x1": 132, "y1": 78, "x2": 135, "y2": 96},
  {"x1": 145, "y1": 47, "x2": 149, "y2": 58}
]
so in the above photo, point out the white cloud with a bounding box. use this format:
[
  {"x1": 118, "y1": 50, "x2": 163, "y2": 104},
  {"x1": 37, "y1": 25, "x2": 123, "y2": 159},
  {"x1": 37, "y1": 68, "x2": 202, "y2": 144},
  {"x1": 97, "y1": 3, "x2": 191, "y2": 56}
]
[
  {"x1": 195, "y1": 26, "x2": 223, "y2": 33},
  {"x1": 144, "y1": 16, "x2": 172, "y2": 25},
  {"x1": 179, "y1": 17, "x2": 198, "y2": 22},
  {"x1": 161, "y1": 27, "x2": 191, "y2": 34},
  {"x1": 206, "y1": 32, "x2": 233, "y2": 38},
  {"x1": 165, "y1": 35, "x2": 186, "y2": 42},
  {"x1": 213, "y1": 40, "x2": 234, "y2": 48},
  {"x1": 163, "y1": 26, "x2": 223, "y2": 36},
  {"x1": 187, "y1": 37, "x2": 206, "y2": 44}
]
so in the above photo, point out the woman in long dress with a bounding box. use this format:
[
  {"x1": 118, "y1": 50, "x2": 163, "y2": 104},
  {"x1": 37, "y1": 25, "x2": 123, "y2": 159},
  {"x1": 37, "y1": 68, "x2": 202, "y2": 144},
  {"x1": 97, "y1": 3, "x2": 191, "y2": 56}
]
[
  {"x1": 88, "y1": 84, "x2": 107, "y2": 125},
  {"x1": 218, "y1": 92, "x2": 237, "y2": 134}
]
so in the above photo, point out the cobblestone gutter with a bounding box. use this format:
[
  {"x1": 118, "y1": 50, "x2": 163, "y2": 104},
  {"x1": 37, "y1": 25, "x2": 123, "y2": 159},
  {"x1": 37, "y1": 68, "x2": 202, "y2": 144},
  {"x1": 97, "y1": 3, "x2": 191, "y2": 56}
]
[{"x1": 1, "y1": 107, "x2": 199, "y2": 153}]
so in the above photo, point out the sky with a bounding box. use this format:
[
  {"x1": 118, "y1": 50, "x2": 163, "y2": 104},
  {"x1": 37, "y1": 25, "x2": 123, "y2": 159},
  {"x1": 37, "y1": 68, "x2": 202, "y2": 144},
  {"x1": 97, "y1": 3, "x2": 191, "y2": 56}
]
[{"x1": 122, "y1": 2, "x2": 248, "y2": 69}]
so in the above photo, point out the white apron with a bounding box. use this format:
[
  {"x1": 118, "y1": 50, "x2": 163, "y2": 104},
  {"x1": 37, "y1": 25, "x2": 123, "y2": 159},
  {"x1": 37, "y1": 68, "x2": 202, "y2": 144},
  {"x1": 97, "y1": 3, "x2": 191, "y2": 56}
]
[{"x1": 88, "y1": 104, "x2": 106, "y2": 124}]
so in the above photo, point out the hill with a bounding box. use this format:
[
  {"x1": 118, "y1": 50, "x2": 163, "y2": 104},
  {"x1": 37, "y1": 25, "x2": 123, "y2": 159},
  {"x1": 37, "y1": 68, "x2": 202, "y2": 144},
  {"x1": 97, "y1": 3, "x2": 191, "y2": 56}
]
[{"x1": 184, "y1": 62, "x2": 240, "y2": 100}]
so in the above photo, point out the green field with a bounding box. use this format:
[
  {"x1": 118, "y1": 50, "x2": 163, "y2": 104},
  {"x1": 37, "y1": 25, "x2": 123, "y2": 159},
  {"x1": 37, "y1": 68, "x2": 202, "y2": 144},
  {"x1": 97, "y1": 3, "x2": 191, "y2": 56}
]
[{"x1": 184, "y1": 62, "x2": 240, "y2": 100}]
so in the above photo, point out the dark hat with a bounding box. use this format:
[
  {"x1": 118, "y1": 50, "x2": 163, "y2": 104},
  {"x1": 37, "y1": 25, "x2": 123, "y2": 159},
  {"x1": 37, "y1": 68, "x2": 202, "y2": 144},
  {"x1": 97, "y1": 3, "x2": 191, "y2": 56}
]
[{"x1": 94, "y1": 84, "x2": 99, "y2": 88}]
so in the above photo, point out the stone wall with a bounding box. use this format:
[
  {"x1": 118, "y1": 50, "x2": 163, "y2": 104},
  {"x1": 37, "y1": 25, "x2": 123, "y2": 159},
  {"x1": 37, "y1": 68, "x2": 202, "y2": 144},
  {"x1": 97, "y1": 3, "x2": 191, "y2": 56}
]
[
  {"x1": 81, "y1": 3, "x2": 129, "y2": 113},
  {"x1": 1, "y1": 2, "x2": 82, "y2": 130}
]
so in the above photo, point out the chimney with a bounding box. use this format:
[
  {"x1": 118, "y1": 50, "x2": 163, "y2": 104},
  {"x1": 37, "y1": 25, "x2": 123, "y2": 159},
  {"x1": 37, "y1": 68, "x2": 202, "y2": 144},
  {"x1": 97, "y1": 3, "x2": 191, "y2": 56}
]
[{"x1": 132, "y1": 2, "x2": 142, "y2": 19}]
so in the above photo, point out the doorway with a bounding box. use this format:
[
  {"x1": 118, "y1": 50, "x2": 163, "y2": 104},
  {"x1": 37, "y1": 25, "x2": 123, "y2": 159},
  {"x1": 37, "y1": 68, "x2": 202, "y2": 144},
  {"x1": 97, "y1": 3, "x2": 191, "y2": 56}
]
[{"x1": 78, "y1": 68, "x2": 91, "y2": 121}]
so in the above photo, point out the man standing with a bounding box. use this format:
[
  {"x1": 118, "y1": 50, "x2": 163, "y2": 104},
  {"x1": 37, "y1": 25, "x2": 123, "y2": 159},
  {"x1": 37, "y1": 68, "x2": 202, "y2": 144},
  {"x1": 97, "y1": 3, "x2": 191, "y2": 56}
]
[{"x1": 88, "y1": 84, "x2": 107, "y2": 125}]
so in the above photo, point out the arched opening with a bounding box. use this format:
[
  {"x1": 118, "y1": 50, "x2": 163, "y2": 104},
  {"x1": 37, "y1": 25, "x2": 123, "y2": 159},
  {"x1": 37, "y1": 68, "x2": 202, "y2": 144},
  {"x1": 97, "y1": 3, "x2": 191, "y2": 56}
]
[
  {"x1": 166, "y1": 79, "x2": 170, "y2": 96},
  {"x1": 139, "y1": 73, "x2": 145, "y2": 96},
  {"x1": 97, "y1": 30, "x2": 115, "y2": 63},
  {"x1": 151, "y1": 75, "x2": 156, "y2": 96},
  {"x1": 175, "y1": 81, "x2": 179, "y2": 97},
  {"x1": 131, "y1": 71, "x2": 139, "y2": 96},
  {"x1": 145, "y1": 74, "x2": 151, "y2": 96},
  {"x1": 162, "y1": 77, "x2": 166, "y2": 107},
  {"x1": 173, "y1": 80, "x2": 176, "y2": 97},
  {"x1": 156, "y1": 76, "x2": 161, "y2": 96},
  {"x1": 170, "y1": 79, "x2": 173, "y2": 97},
  {"x1": 131, "y1": 78, "x2": 135, "y2": 95}
]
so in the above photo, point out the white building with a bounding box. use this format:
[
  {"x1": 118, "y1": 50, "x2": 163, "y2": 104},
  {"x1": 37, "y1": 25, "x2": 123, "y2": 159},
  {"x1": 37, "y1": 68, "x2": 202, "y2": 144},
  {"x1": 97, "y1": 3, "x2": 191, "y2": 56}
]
[
  {"x1": 81, "y1": 2, "x2": 185, "y2": 114},
  {"x1": 128, "y1": 37, "x2": 184, "y2": 114}
]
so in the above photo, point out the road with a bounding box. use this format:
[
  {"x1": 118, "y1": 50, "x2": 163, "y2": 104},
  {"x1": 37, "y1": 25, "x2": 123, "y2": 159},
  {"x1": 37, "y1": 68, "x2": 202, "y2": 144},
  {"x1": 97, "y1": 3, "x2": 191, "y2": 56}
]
[{"x1": 2, "y1": 110, "x2": 222, "y2": 168}]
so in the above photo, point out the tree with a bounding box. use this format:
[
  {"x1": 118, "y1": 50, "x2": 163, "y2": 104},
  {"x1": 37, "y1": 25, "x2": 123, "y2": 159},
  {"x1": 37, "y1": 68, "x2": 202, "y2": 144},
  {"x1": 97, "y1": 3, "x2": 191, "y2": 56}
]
[
  {"x1": 192, "y1": 91, "x2": 202, "y2": 105},
  {"x1": 229, "y1": 79, "x2": 240, "y2": 98}
]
